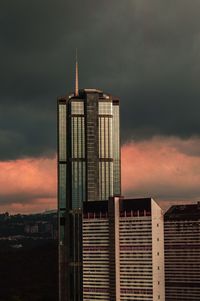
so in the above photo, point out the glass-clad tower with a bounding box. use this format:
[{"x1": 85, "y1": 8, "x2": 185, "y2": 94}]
[{"x1": 58, "y1": 87, "x2": 120, "y2": 301}]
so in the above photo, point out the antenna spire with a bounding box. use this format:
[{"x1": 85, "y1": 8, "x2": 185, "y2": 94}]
[{"x1": 75, "y1": 48, "x2": 79, "y2": 96}]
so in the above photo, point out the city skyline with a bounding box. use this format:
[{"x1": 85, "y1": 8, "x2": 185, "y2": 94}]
[{"x1": 1, "y1": 0, "x2": 200, "y2": 213}]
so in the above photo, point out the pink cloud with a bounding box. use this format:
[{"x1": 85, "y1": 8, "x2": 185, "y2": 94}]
[
  {"x1": 122, "y1": 136, "x2": 200, "y2": 205},
  {"x1": 0, "y1": 136, "x2": 200, "y2": 214},
  {"x1": 0, "y1": 157, "x2": 56, "y2": 214}
]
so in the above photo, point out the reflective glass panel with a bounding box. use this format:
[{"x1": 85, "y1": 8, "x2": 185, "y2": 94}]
[
  {"x1": 59, "y1": 164, "x2": 66, "y2": 209},
  {"x1": 71, "y1": 117, "x2": 85, "y2": 158},
  {"x1": 98, "y1": 102, "x2": 112, "y2": 115},
  {"x1": 71, "y1": 101, "x2": 84, "y2": 114},
  {"x1": 59, "y1": 104, "x2": 66, "y2": 161},
  {"x1": 72, "y1": 162, "x2": 85, "y2": 209}
]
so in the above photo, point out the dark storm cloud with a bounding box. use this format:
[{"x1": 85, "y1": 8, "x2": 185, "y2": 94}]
[{"x1": 1, "y1": 0, "x2": 200, "y2": 160}]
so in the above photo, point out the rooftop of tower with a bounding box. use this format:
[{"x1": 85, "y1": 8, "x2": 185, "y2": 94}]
[
  {"x1": 83, "y1": 198, "x2": 153, "y2": 216},
  {"x1": 165, "y1": 202, "x2": 200, "y2": 220},
  {"x1": 81, "y1": 88, "x2": 103, "y2": 93},
  {"x1": 57, "y1": 89, "x2": 119, "y2": 103}
]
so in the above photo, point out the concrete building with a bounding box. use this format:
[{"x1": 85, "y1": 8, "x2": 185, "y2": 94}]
[
  {"x1": 164, "y1": 203, "x2": 200, "y2": 301},
  {"x1": 82, "y1": 197, "x2": 165, "y2": 301}
]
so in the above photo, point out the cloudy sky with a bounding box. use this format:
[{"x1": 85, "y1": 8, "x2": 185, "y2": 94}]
[{"x1": 1, "y1": 0, "x2": 200, "y2": 213}]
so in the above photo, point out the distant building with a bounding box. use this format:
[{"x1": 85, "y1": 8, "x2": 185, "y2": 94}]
[
  {"x1": 24, "y1": 224, "x2": 31, "y2": 233},
  {"x1": 0, "y1": 212, "x2": 9, "y2": 221},
  {"x1": 164, "y1": 202, "x2": 200, "y2": 301},
  {"x1": 30, "y1": 224, "x2": 39, "y2": 234},
  {"x1": 24, "y1": 223, "x2": 38, "y2": 234},
  {"x1": 83, "y1": 197, "x2": 165, "y2": 301}
]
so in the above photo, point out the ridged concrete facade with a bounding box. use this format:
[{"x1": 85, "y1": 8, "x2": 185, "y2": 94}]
[
  {"x1": 164, "y1": 203, "x2": 200, "y2": 301},
  {"x1": 82, "y1": 197, "x2": 165, "y2": 301},
  {"x1": 83, "y1": 213, "x2": 110, "y2": 300}
]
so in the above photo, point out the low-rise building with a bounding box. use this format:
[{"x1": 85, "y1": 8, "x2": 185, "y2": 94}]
[
  {"x1": 164, "y1": 202, "x2": 200, "y2": 301},
  {"x1": 83, "y1": 197, "x2": 165, "y2": 301}
]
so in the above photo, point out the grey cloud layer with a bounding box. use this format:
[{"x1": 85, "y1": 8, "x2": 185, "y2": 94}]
[{"x1": 1, "y1": 0, "x2": 200, "y2": 160}]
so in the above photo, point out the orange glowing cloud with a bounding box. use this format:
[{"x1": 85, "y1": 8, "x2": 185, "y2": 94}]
[
  {"x1": 0, "y1": 157, "x2": 56, "y2": 214},
  {"x1": 0, "y1": 136, "x2": 200, "y2": 214},
  {"x1": 122, "y1": 136, "x2": 200, "y2": 204}
]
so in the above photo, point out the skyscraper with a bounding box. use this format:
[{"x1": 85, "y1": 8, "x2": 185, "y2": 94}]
[{"x1": 57, "y1": 60, "x2": 120, "y2": 301}]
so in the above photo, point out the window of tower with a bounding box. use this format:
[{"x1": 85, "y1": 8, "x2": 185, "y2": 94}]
[
  {"x1": 59, "y1": 164, "x2": 66, "y2": 209},
  {"x1": 58, "y1": 104, "x2": 66, "y2": 161},
  {"x1": 71, "y1": 101, "x2": 84, "y2": 115},
  {"x1": 98, "y1": 102, "x2": 112, "y2": 115}
]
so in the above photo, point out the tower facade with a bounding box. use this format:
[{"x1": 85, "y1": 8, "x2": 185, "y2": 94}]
[
  {"x1": 58, "y1": 88, "x2": 121, "y2": 301},
  {"x1": 82, "y1": 197, "x2": 165, "y2": 301},
  {"x1": 164, "y1": 203, "x2": 200, "y2": 301}
]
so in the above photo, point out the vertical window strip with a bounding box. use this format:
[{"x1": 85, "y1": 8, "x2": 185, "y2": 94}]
[
  {"x1": 79, "y1": 162, "x2": 82, "y2": 207},
  {"x1": 106, "y1": 162, "x2": 108, "y2": 198},
  {"x1": 104, "y1": 162, "x2": 107, "y2": 199},
  {"x1": 102, "y1": 163, "x2": 105, "y2": 200},
  {"x1": 113, "y1": 105, "x2": 120, "y2": 194},
  {"x1": 72, "y1": 117, "x2": 76, "y2": 158},
  {"x1": 72, "y1": 161, "x2": 84, "y2": 208},
  {"x1": 74, "y1": 117, "x2": 77, "y2": 158},
  {"x1": 78, "y1": 117, "x2": 80, "y2": 158},
  {"x1": 76, "y1": 162, "x2": 78, "y2": 207},
  {"x1": 80, "y1": 162, "x2": 83, "y2": 204},
  {"x1": 108, "y1": 161, "x2": 110, "y2": 197},
  {"x1": 60, "y1": 225, "x2": 65, "y2": 244},
  {"x1": 108, "y1": 117, "x2": 110, "y2": 159},
  {"x1": 102, "y1": 117, "x2": 104, "y2": 158},
  {"x1": 101, "y1": 118, "x2": 104, "y2": 158},
  {"x1": 99, "y1": 117, "x2": 101, "y2": 158},
  {"x1": 113, "y1": 106, "x2": 119, "y2": 159},
  {"x1": 81, "y1": 117, "x2": 83, "y2": 158},
  {"x1": 99, "y1": 162, "x2": 101, "y2": 200},
  {"x1": 77, "y1": 159, "x2": 80, "y2": 208},
  {"x1": 73, "y1": 162, "x2": 76, "y2": 207},
  {"x1": 103, "y1": 117, "x2": 106, "y2": 158},
  {"x1": 100, "y1": 162, "x2": 102, "y2": 199},
  {"x1": 59, "y1": 164, "x2": 66, "y2": 209},
  {"x1": 78, "y1": 162, "x2": 81, "y2": 206},
  {"x1": 71, "y1": 117, "x2": 74, "y2": 158},
  {"x1": 76, "y1": 118, "x2": 78, "y2": 158},
  {"x1": 59, "y1": 105, "x2": 66, "y2": 161},
  {"x1": 107, "y1": 118, "x2": 109, "y2": 158},
  {"x1": 105, "y1": 118, "x2": 107, "y2": 158},
  {"x1": 110, "y1": 162, "x2": 113, "y2": 196},
  {"x1": 82, "y1": 118, "x2": 85, "y2": 158},
  {"x1": 78, "y1": 117, "x2": 81, "y2": 158},
  {"x1": 82, "y1": 162, "x2": 85, "y2": 202},
  {"x1": 72, "y1": 162, "x2": 74, "y2": 206},
  {"x1": 109, "y1": 117, "x2": 113, "y2": 158}
]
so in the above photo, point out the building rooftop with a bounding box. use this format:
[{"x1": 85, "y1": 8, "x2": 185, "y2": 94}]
[
  {"x1": 83, "y1": 198, "x2": 153, "y2": 214},
  {"x1": 165, "y1": 202, "x2": 200, "y2": 220},
  {"x1": 81, "y1": 88, "x2": 103, "y2": 93},
  {"x1": 83, "y1": 200, "x2": 108, "y2": 213},
  {"x1": 122, "y1": 198, "x2": 152, "y2": 212}
]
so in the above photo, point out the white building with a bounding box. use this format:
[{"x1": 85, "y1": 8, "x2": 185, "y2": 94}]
[
  {"x1": 82, "y1": 197, "x2": 165, "y2": 301},
  {"x1": 164, "y1": 203, "x2": 200, "y2": 301}
]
